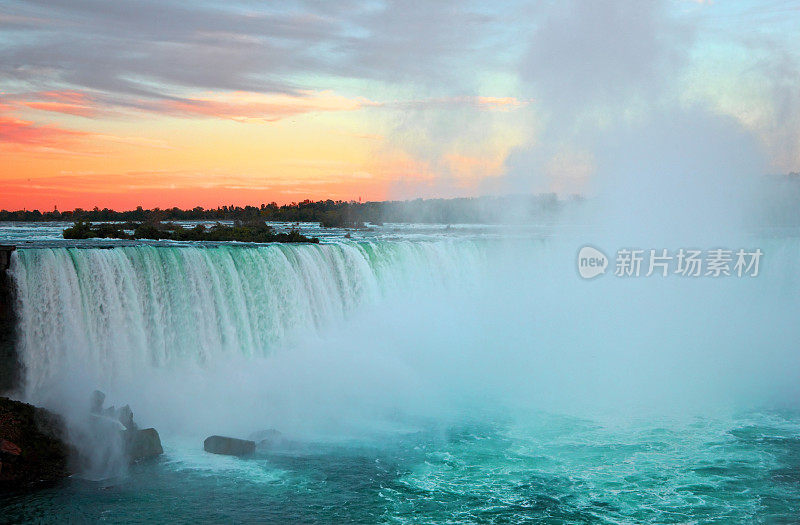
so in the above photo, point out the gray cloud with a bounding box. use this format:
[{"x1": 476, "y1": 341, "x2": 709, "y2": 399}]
[
  {"x1": 329, "y1": 0, "x2": 503, "y2": 85},
  {"x1": 0, "y1": 0, "x2": 512, "y2": 106},
  {"x1": 1, "y1": 0, "x2": 340, "y2": 99}
]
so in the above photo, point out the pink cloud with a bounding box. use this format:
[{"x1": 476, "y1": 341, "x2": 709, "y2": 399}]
[
  {"x1": 5, "y1": 90, "x2": 99, "y2": 118},
  {"x1": 0, "y1": 115, "x2": 89, "y2": 146},
  {"x1": 160, "y1": 90, "x2": 376, "y2": 122}
]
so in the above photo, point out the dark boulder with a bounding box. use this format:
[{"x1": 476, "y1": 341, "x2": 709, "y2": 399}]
[
  {"x1": 126, "y1": 428, "x2": 163, "y2": 461},
  {"x1": 204, "y1": 435, "x2": 255, "y2": 456},
  {"x1": 0, "y1": 396, "x2": 72, "y2": 490}
]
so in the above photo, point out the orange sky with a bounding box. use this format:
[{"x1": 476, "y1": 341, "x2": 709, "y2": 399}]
[
  {"x1": 0, "y1": 91, "x2": 373, "y2": 209},
  {"x1": 0, "y1": 90, "x2": 525, "y2": 210}
]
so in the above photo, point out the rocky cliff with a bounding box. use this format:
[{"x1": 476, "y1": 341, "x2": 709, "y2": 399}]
[{"x1": 0, "y1": 396, "x2": 71, "y2": 490}]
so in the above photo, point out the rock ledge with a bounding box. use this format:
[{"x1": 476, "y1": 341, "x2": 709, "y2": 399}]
[{"x1": 0, "y1": 396, "x2": 71, "y2": 490}]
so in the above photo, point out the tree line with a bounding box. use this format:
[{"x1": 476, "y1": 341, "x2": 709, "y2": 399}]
[{"x1": 0, "y1": 195, "x2": 570, "y2": 226}]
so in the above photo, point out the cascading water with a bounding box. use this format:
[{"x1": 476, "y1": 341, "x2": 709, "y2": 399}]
[
  {"x1": 9, "y1": 241, "x2": 484, "y2": 421},
  {"x1": 12, "y1": 243, "x2": 377, "y2": 393}
]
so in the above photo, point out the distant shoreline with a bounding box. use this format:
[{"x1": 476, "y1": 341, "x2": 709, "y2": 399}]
[{"x1": 0, "y1": 194, "x2": 568, "y2": 226}]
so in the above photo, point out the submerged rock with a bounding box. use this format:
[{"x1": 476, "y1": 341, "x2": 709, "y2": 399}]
[
  {"x1": 204, "y1": 435, "x2": 255, "y2": 456},
  {"x1": 0, "y1": 396, "x2": 72, "y2": 490},
  {"x1": 126, "y1": 428, "x2": 163, "y2": 461}
]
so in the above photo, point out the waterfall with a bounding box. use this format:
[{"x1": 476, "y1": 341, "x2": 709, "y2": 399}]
[
  {"x1": 9, "y1": 241, "x2": 482, "y2": 403},
  {"x1": 9, "y1": 235, "x2": 800, "y2": 440}
]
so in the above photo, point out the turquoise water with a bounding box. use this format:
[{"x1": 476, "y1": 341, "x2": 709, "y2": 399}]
[{"x1": 2, "y1": 411, "x2": 800, "y2": 523}]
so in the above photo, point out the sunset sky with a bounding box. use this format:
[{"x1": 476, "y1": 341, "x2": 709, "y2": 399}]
[{"x1": 1, "y1": 0, "x2": 798, "y2": 211}]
